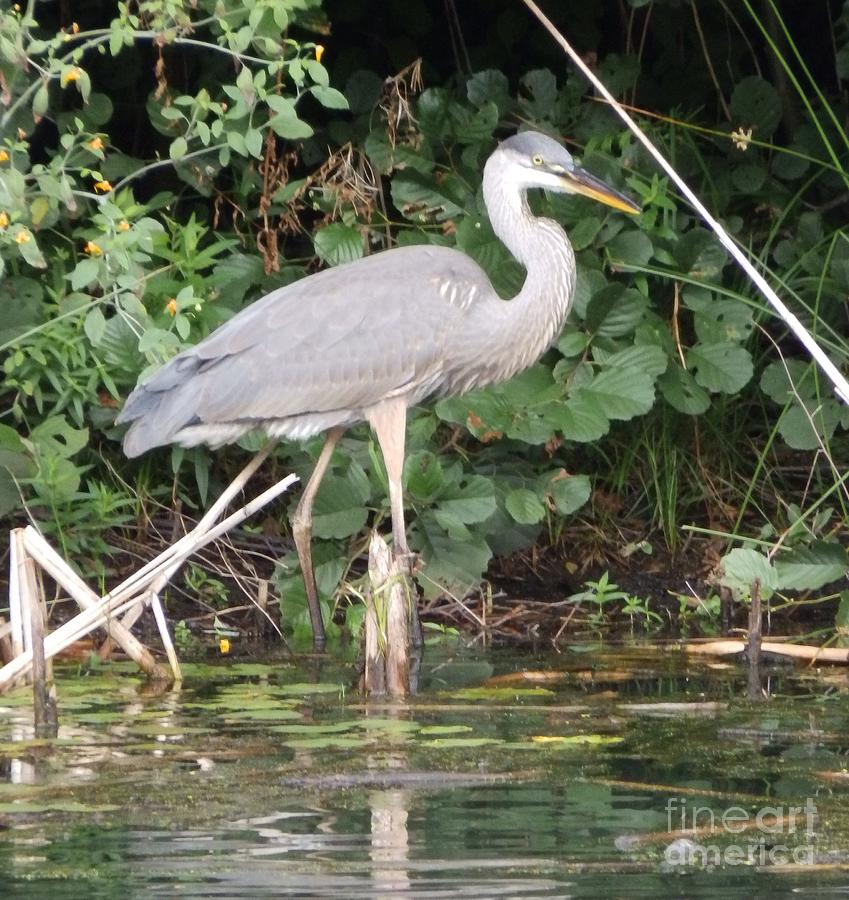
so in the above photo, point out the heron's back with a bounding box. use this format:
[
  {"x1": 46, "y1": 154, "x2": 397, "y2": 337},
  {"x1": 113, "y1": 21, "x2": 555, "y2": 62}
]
[{"x1": 118, "y1": 244, "x2": 503, "y2": 456}]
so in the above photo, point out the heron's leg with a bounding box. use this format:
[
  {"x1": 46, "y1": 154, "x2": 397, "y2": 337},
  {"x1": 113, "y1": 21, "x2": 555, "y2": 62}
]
[
  {"x1": 367, "y1": 398, "x2": 423, "y2": 648},
  {"x1": 292, "y1": 427, "x2": 344, "y2": 651}
]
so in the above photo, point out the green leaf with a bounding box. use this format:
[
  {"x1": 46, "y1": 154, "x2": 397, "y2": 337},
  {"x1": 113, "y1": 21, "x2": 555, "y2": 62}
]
[
  {"x1": 435, "y1": 475, "x2": 497, "y2": 524},
  {"x1": 30, "y1": 416, "x2": 88, "y2": 459},
  {"x1": 585, "y1": 286, "x2": 647, "y2": 338},
  {"x1": 404, "y1": 450, "x2": 444, "y2": 499},
  {"x1": 169, "y1": 136, "x2": 188, "y2": 160},
  {"x1": 310, "y1": 86, "x2": 349, "y2": 110},
  {"x1": 549, "y1": 395, "x2": 609, "y2": 442},
  {"x1": 759, "y1": 359, "x2": 815, "y2": 404},
  {"x1": 33, "y1": 83, "x2": 49, "y2": 118},
  {"x1": 312, "y1": 475, "x2": 368, "y2": 539},
  {"x1": 718, "y1": 548, "x2": 776, "y2": 601},
  {"x1": 70, "y1": 258, "x2": 100, "y2": 290},
  {"x1": 657, "y1": 365, "x2": 711, "y2": 415},
  {"x1": 606, "y1": 230, "x2": 653, "y2": 267},
  {"x1": 686, "y1": 343, "x2": 753, "y2": 394},
  {"x1": 413, "y1": 518, "x2": 492, "y2": 599},
  {"x1": 604, "y1": 344, "x2": 668, "y2": 377},
  {"x1": 313, "y1": 223, "x2": 363, "y2": 266},
  {"x1": 675, "y1": 229, "x2": 727, "y2": 279},
  {"x1": 245, "y1": 128, "x2": 263, "y2": 158},
  {"x1": 775, "y1": 542, "x2": 848, "y2": 592},
  {"x1": 84, "y1": 307, "x2": 106, "y2": 345},
  {"x1": 16, "y1": 232, "x2": 46, "y2": 269},
  {"x1": 505, "y1": 488, "x2": 546, "y2": 524},
  {"x1": 466, "y1": 69, "x2": 511, "y2": 112},
  {"x1": 544, "y1": 473, "x2": 591, "y2": 516},
  {"x1": 391, "y1": 171, "x2": 467, "y2": 222},
  {"x1": 578, "y1": 366, "x2": 655, "y2": 420},
  {"x1": 777, "y1": 400, "x2": 842, "y2": 450},
  {"x1": 730, "y1": 76, "x2": 782, "y2": 138}
]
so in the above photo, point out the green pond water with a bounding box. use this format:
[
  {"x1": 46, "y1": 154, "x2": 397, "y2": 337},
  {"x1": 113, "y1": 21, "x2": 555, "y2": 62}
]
[{"x1": 1, "y1": 642, "x2": 849, "y2": 898}]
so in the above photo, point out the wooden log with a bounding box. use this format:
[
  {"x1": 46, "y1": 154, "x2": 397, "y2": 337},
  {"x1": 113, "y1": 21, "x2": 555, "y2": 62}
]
[
  {"x1": 0, "y1": 470, "x2": 298, "y2": 692},
  {"x1": 365, "y1": 533, "x2": 411, "y2": 698},
  {"x1": 9, "y1": 529, "x2": 26, "y2": 667},
  {"x1": 22, "y1": 527, "x2": 165, "y2": 679},
  {"x1": 0, "y1": 617, "x2": 12, "y2": 665},
  {"x1": 149, "y1": 592, "x2": 182, "y2": 682},
  {"x1": 24, "y1": 556, "x2": 58, "y2": 736},
  {"x1": 686, "y1": 639, "x2": 849, "y2": 664}
]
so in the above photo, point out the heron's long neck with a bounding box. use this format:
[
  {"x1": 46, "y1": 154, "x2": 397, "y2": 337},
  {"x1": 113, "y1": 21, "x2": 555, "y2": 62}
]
[{"x1": 481, "y1": 161, "x2": 576, "y2": 381}]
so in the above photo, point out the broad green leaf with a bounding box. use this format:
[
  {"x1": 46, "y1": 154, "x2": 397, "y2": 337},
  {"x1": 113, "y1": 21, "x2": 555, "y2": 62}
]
[
  {"x1": 585, "y1": 286, "x2": 648, "y2": 338},
  {"x1": 413, "y1": 517, "x2": 492, "y2": 599},
  {"x1": 505, "y1": 488, "x2": 546, "y2": 524},
  {"x1": 549, "y1": 395, "x2": 609, "y2": 442},
  {"x1": 544, "y1": 472, "x2": 591, "y2": 516},
  {"x1": 391, "y1": 171, "x2": 467, "y2": 222},
  {"x1": 169, "y1": 136, "x2": 188, "y2": 160},
  {"x1": 467, "y1": 69, "x2": 510, "y2": 112},
  {"x1": 519, "y1": 69, "x2": 557, "y2": 118},
  {"x1": 312, "y1": 475, "x2": 368, "y2": 539},
  {"x1": 730, "y1": 76, "x2": 782, "y2": 138},
  {"x1": 606, "y1": 230, "x2": 653, "y2": 267},
  {"x1": 313, "y1": 223, "x2": 363, "y2": 266},
  {"x1": 686, "y1": 343, "x2": 753, "y2": 394},
  {"x1": 435, "y1": 475, "x2": 497, "y2": 524},
  {"x1": 16, "y1": 232, "x2": 46, "y2": 269},
  {"x1": 603, "y1": 344, "x2": 668, "y2": 377},
  {"x1": 84, "y1": 306, "x2": 106, "y2": 345},
  {"x1": 557, "y1": 330, "x2": 588, "y2": 358},
  {"x1": 777, "y1": 400, "x2": 842, "y2": 450},
  {"x1": 657, "y1": 365, "x2": 711, "y2": 415},
  {"x1": 30, "y1": 416, "x2": 88, "y2": 458},
  {"x1": 718, "y1": 548, "x2": 777, "y2": 601},
  {"x1": 775, "y1": 542, "x2": 848, "y2": 592},
  {"x1": 579, "y1": 366, "x2": 655, "y2": 420},
  {"x1": 404, "y1": 450, "x2": 444, "y2": 499},
  {"x1": 760, "y1": 359, "x2": 815, "y2": 404},
  {"x1": 310, "y1": 86, "x2": 349, "y2": 110},
  {"x1": 675, "y1": 229, "x2": 727, "y2": 279},
  {"x1": 245, "y1": 128, "x2": 263, "y2": 158}
]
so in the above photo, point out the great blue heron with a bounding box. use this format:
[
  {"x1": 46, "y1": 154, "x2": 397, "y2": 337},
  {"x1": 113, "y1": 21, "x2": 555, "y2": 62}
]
[{"x1": 117, "y1": 131, "x2": 639, "y2": 650}]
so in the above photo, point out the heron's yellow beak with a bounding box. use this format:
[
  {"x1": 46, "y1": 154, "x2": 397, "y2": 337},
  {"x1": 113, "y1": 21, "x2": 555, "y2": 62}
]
[{"x1": 564, "y1": 166, "x2": 640, "y2": 215}]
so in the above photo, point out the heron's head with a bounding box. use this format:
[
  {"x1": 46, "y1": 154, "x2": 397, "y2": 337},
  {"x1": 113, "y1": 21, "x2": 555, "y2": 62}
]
[{"x1": 494, "y1": 131, "x2": 640, "y2": 215}]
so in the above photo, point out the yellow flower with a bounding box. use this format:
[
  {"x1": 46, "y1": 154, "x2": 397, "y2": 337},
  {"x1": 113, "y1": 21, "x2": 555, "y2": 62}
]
[
  {"x1": 61, "y1": 67, "x2": 82, "y2": 86},
  {"x1": 15, "y1": 229, "x2": 31, "y2": 244},
  {"x1": 117, "y1": 219, "x2": 130, "y2": 232},
  {"x1": 0, "y1": 150, "x2": 8, "y2": 163},
  {"x1": 218, "y1": 638, "x2": 230, "y2": 655},
  {"x1": 93, "y1": 180, "x2": 112, "y2": 193},
  {"x1": 84, "y1": 240, "x2": 102, "y2": 256},
  {"x1": 731, "y1": 127, "x2": 753, "y2": 151},
  {"x1": 315, "y1": 44, "x2": 325, "y2": 63},
  {"x1": 71, "y1": 22, "x2": 80, "y2": 34},
  {"x1": 165, "y1": 298, "x2": 177, "y2": 316},
  {"x1": 88, "y1": 136, "x2": 104, "y2": 151},
  {"x1": 0, "y1": 212, "x2": 8, "y2": 229}
]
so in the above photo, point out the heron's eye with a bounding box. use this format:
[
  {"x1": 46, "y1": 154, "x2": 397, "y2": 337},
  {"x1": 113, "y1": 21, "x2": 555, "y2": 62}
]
[{"x1": 531, "y1": 154, "x2": 544, "y2": 166}]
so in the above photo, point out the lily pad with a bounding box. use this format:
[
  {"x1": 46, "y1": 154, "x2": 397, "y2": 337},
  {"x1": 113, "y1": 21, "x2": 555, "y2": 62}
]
[
  {"x1": 418, "y1": 725, "x2": 474, "y2": 735},
  {"x1": 421, "y1": 737, "x2": 502, "y2": 748}
]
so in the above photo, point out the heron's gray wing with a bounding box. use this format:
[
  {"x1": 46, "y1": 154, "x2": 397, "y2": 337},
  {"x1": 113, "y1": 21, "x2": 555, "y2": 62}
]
[{"x1": 118, "y1": 245, "x2": 495, "y2": 455}]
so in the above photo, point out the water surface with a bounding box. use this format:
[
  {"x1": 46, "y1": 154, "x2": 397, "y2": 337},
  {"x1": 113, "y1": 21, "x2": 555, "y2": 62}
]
[{"x1": 2, "y1": 643, "x2": 849, "y2": 897}]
